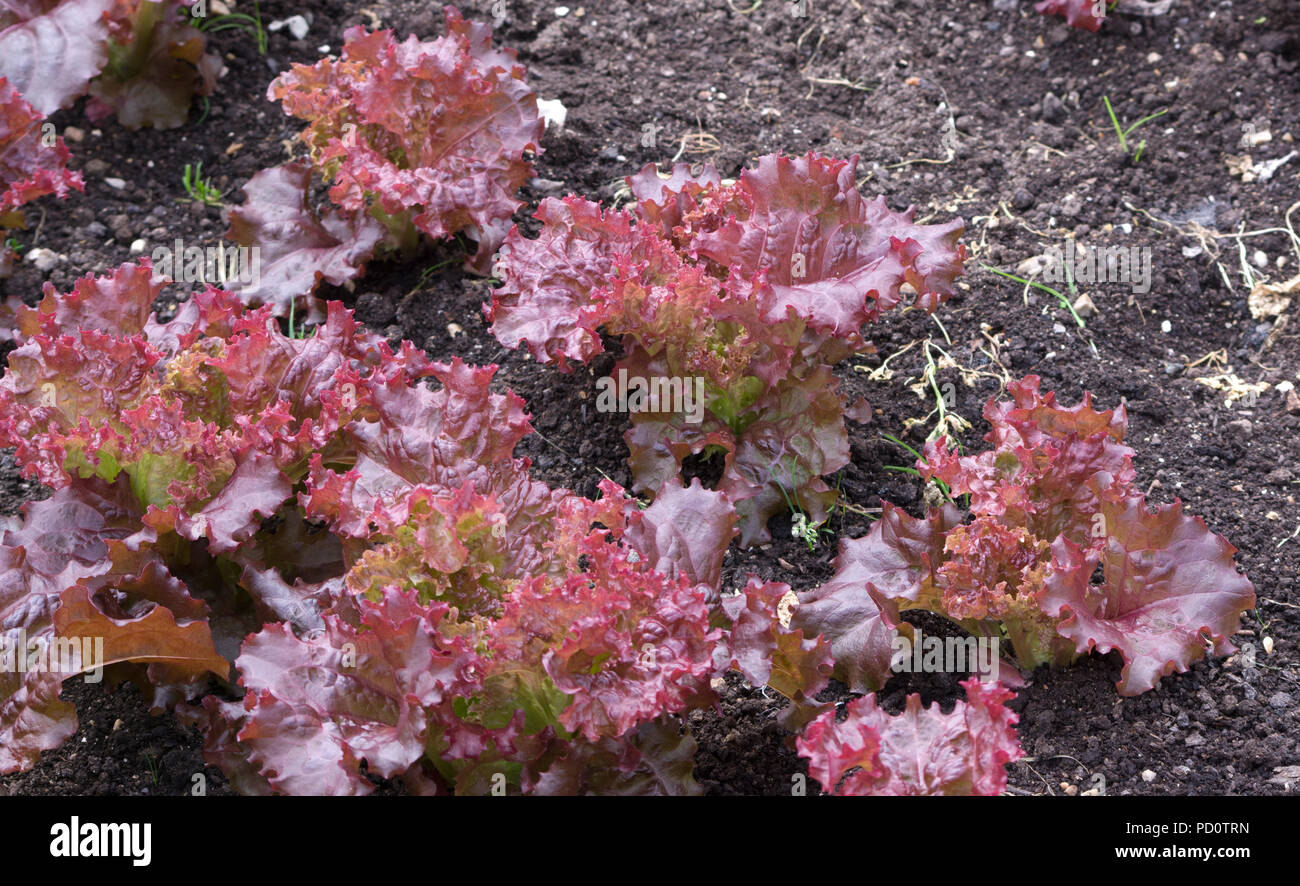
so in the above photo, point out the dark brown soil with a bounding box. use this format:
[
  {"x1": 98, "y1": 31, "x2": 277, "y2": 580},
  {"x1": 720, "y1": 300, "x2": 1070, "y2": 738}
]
[{"x1": 3, "y1": 0, "x2": 1299, "y2": 796}]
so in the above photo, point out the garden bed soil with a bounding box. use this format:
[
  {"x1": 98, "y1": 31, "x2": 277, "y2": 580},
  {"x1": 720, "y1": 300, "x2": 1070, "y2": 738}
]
[{"x1": 2, "y1": 0, "x2": 1298, "y2": 796}]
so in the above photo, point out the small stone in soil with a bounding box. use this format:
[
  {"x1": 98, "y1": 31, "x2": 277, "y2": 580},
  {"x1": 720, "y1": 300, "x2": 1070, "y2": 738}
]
[
  {"x1": 1041, "y1": 92, "x2": 1066, "y2": 124},
  {"x1": 24, "y1": 248, "x2": 59, "y2": 271}
]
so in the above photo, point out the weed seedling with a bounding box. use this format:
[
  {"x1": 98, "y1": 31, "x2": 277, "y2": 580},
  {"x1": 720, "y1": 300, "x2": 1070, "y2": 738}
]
[
  {"x1": 982, "y1": 263, "x2": 1100, "y2": 358},
  {"x1": 194, "y1": 0, "x2": 268, "y2": 55},
  {"x1": 1102, "y1": 96, "x2": 1167, "y2": 163},
  {"x1": 181, "y1": 162, "x2": 224, "y2": 206}
]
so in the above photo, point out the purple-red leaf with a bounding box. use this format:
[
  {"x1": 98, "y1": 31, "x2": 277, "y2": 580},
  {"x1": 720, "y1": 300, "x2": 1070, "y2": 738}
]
[
  {"x1": 225, "y1": 162, "x2": 386, "y2": 321},
  {"x1": 0, "y1": 76, "x2": 83, "y2": 218},
  {"x1": 487, "y1": 152, "x2": 966, "y2": 544},
  {"x1": 231, "y1": 588, "x2": 479, "y2": 795},
  {"x1": 793, "y1": 502, "x2": 961, "y2": 692},
  {"x1": 719, "y1": 578, "x2": 832, "y2": 702},
  {"x1": 797, "y1": 678, "x2": 1023, "y2": 795},
  {"x1": 0, "y1": 0, "x2": 113, "y2": 114},
  {"x1": 1041, "y1": 491, "x2": 1256, "y2": 695},
  {"x1": 621, "y1": 477, "x2": 736, "y2": 592},
  {"x1": 1036, "y1": 0, "x2": 1107, "y2": 31}
]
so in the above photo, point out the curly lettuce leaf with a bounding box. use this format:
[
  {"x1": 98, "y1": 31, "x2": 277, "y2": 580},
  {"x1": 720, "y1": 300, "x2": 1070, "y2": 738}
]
[
  {"x1": 921, "y1": 375, "x2": 1135, "y2": 545},
  {"x1": 225, "y1": 162, "x2": 387, "y2": 321},
  {"x1": 484, "y1": 196, "x2": 636, "y2": 368},
  {"x1": 690, "y1": 152, "x2": 966, "y2": 333},
  {"x1": 719, "y1": 577, "x2": 832, "y2": 703},
  {"x1": 793, "y1": 502, "x2": 961, "y2": 692},
  {"x1": 530, "y1": 718, "x2": 704, "y2": 796},
  {"x1": 0, "y1": 76, "x2": 83, "y2": 219},
  {"x1": 796, "y1": 678, "x2": 1023, "y2": 796},
  {"x1": 488, "y1": 152, "x2": 966, "y2": 545},
  {"x1": 621, "y1": 477, "x2": 737, "y2": 592},
  {"x1": 0, "y1": 0, "x2": 113, "y2": 114},
  {"x1": 1041, "y1": 489, "x2": 1256, "y2": 695},
  {"x1": 0, "y1": 481, "x2": 134, "y2": 771},
  {"x1": 221, "y1": 587, "x2": 479, "y2": 795}
]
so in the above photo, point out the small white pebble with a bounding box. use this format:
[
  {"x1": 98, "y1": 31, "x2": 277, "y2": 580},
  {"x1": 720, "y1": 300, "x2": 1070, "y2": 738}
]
[
  {"x1": 1264, "y1": 636, "x2": 1274, "y2": 655},
  {"x1": 129, "y1": 238, "x2": 146, "y2": 256},
  {"x1": 1252, "y1": 249, "x2": 1269, "y2": 269},
  {"x1": 1141, "y1": 769, "x2": 1157, "y2": 783},
  {"x1": 267, "y1": 15, "x2": 310, "y2": 40},
  {"x1": 317, "y1": 44, "x2": 330, "y2": 54},
  {"x1": 536, "y1": 97, "x2": 567, "y2": 132},
  {"x1": 555, "y1": 5, "x2": 570, "y2": 15},
  {"x1": 62, "y1": 126, "x2": 85, "y2": 143},
  {"x1": 1161, "y1": 320, "x2": 1172, "y2": 333},
  {"x1": 24, "y1": 247, "x2": 59, "y2": 271},
  {"x1": 103, "y1": 176, "x2": 126, "y2": 190},
  {"x1": 446, "y1": 322, "x2": 463, "y2": 338}
]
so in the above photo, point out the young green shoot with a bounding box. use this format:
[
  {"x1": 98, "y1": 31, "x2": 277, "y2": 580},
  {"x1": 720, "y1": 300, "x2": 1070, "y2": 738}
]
[
  {"x1": 194, "y1": 0, "x2": 268, "y2": 55},
  {"x1": 142, "y1": 747, "x2": 161, "y2": 786},
  {"x1": 285, "y1": 298, "x2": 313, "y2": 340},
  {"x1": 1102, "y1": 96, "x2": 1168, "y2": 162},
  {"x1": 880, "y1": 432, "x2": 959, "y2": 506},
  {"x1": 981, "y1": 263, "x2": 1100, "y2": 359},
  {"x1": 181, "y1": 162, "x2": 224, "y2": 206}
]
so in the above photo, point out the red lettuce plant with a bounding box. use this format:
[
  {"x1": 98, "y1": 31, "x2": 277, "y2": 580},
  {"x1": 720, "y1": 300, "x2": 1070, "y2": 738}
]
[
  {"x1": 0, "y1": 76, "x2": 83, "y2": 283},
  {"x1": 486, "y1": 152, "x2": 966, "y2": 545},
  {"x1": 0, "y1": 0, "x2": 218, "y2": 128},
  {"x1": 796, "y1": 678, "x2": 1023, "y2": 796},
  {"x1": 226, "y1": 7, "x2": 543, "y2": 320},
  {"x1": 793, "y1": 376, "x2": 1256, "y2": 696}
]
